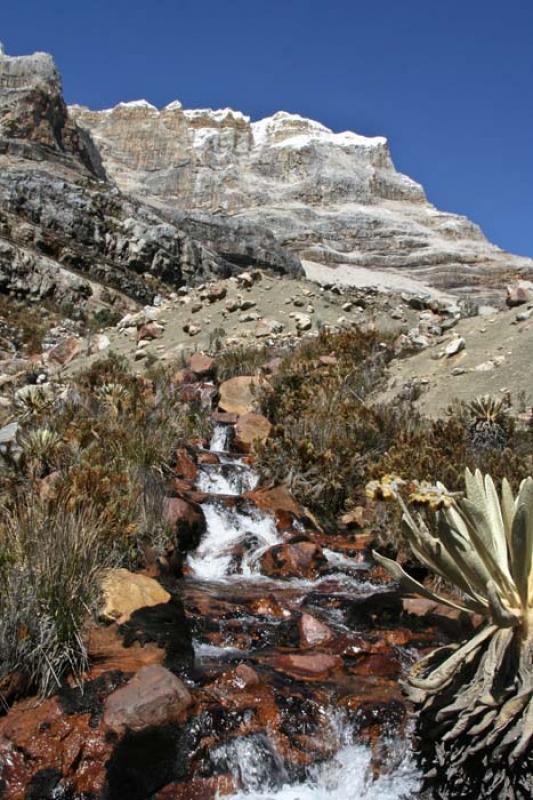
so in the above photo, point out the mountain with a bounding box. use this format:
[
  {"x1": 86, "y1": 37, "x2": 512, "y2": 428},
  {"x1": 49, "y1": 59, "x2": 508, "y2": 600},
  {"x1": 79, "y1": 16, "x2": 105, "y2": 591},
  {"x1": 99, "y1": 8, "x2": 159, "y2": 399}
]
[
  {"x1": 0, "y1": 46, "x2": 531, "y2": 313},
  {"x1": 71, "y1": 99, "x2": 533, "y2": 301},
  {"x1": 0, "y1": 49, "x2": 300, "y2": 313}
]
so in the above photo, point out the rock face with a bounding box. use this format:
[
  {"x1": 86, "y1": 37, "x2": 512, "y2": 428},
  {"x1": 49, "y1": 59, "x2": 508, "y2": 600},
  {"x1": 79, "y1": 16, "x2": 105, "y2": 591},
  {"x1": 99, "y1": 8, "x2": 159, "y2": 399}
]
[
  {"x1": 72, "y1": 102, "x2": 533, "y2": 299},
  {"x1": 0, "y1": 49, "x2": 301, "y2": 311}
]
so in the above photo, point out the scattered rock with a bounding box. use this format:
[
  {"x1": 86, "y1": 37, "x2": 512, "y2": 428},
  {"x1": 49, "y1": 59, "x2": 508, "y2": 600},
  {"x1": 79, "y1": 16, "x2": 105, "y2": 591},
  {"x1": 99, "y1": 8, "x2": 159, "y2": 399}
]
[
  {"x1": 103, "y1": 665, "x2": 192, "y2": 734},
  {"x1": 260, "y1": 541, "x2": 327, "y2": 580},
  {"x1": 506, "y1": 280, "x2": 533, "y2": 307},
  {"x1": 234, "y1": 413, "x2": 272, "y2": 451},
  {"x1": 299, "y1": 613, "x2": 335, "y2": 649},
  {"x1": 99, "y1": 569, "x2": 171, "y2": 625}
]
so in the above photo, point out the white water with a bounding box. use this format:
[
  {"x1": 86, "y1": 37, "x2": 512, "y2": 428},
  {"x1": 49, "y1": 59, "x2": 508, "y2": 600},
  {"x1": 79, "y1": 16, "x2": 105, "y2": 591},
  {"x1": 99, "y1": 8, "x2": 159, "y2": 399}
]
[
  {"x1": 210, "y1": 424, "x2": 231, "y2": 453},
  {"x1": 196, "y1": 463, "x2": 259, "y2": 496},
  {"x1": 217, "y1": 715, "x2": 419, "y2": 800},
  {"x1": 187, "y1": 502, "x2": 282, "y2": 581}
]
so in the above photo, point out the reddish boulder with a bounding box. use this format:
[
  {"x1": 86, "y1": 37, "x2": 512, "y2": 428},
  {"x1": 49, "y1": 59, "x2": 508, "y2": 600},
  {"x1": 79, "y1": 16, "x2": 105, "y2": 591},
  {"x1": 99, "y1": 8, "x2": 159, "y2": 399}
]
[
  {"x1": 299, "y1": 613, "x2": 335, "y2": 649},
  {"x1": 272, "y1": 653, "x2": 342, "y2": 680},
  {"x1": 175, "y1": 448, "x2": 198, "y2": 481},
  {"x1": 103, "y1": 665, "x2": 192, "y2": 734},
  {"x1": 260, "y1": 540, "x2": 327, "y2": 579},
  {"x1": 234, "y1": 413, "x2": 271, "y2": 452},
  {"x1": 137, "y1": 322, "x2": 163, "y2": 342},
  {"x1": 46, "y1": 336, "x2": 81, "y2": 366},
  {"x1": 189, "y1": 352, "x2": 216, "y2": 378},
  {"x1": 506, "y1": 280, "x2": 533, "y2": 307},
  {"x1": 163, "y1": 497, "x2": 206, "y2": 552},
  {"x1": 197, "y1": 451, "x2": 220, "y2": 465},
  {"x1": 218, "y1": 375, "x2": 262, "y2": 415}
]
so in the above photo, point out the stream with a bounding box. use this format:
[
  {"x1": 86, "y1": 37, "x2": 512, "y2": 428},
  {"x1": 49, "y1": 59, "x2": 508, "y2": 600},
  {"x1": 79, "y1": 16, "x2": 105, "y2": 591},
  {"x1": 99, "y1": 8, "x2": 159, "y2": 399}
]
[{"x1": 181, "y1": 425, "x2": 422, "y2": 799}]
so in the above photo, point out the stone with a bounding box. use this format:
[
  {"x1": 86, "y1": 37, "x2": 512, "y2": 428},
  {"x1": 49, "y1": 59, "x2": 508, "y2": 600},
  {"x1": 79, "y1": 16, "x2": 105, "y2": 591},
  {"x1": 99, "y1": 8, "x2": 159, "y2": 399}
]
[
  {"x1": 293, "y1": 313, "x2": 312, "y2": 332},
  {"x1": 218, "y1": 375, "x2": 262, "y2": 415},
  {"x1": 136, "y1": 322, "x2": 163, "y2": 342},
  {"x1": 206, "y1": 283, "x2": 227, "y2": 302},
  {"x1": 506, "y1": 280, "x2": 533, "y2": 307},
  {"x1": 299, "y1": 613, "x2": 335, "y2": 649},
  {"x1": 272, "y1": 653, "x2": 342, "y2": 680},
  {"x1": 260, "y1": 541, "x2": 327, "y2": 579},
  {"x1": 46, "y1": 336, "x2": 81, "y2": 366},
  {"x1": 163, "y1": 497, "x2": 206, "y2": 552},
  {"x1": 99, "y1": 569, "x2": 171, "y2": 624},
  {"x1": 445, "y1": 336, "x2": 465, "y2": 357},
  {"x1": 89, "y1": 333, "x2": 111, "y2": 353},
  {"x1": 234, "y1": 413, "x2": 272, "y2": 451},
  {"x1": 174, "y1": 448, "x2": 198, "y2": 481},
  {"x1": 103, "y1": 665, "x2": 192, "y2": 733},
  {"x1": 255, "y1": 318, "x2": 284, "y2": 337},
  {"x1": 189, "y1": 352, "x2": 216, "y2": 377}
]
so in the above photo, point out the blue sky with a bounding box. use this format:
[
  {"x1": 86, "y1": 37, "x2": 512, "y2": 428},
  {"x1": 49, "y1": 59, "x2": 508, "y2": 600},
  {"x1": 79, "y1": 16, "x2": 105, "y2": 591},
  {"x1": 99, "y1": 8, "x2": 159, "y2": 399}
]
[{"x1": 3, "y1": 0, "x2": 532, "y2": 257}]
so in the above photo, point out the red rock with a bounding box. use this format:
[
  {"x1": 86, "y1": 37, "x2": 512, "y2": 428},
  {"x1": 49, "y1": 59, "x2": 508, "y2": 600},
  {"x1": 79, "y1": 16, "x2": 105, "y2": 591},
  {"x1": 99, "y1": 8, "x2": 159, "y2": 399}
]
[
  {"x1": 248, "y1": 595, "x2": 288, "y2": 618},
  {"x1": 179, "y1": 383, "x2": 218, "y2": 407},
  {"x1": 103, "y1": 665, "x2": 192, "y2": 733},
  {"x1": 47, "y1": 336, "x2": 81, "y2": 366},
  {"x1": 245, "y1": 485, "x2": 302, "y2": 519},
  {"x1": 163, "y1": 497, "x2": 206, "y2": 552},
  {"x1": 206, "y1": 283, "x2": 227, "y2": 303},
  {"x1": 506, "y1": 280, "x2": 533, "y2": 307},
  {"x1": 260, "y1": 541, "x2": 327, "y2": 579},
  {"x1": 348, "y1": 653, "x2": 401, "y2": 678},
  {"x1": 156, "y1": 775, "x2": 235, "y2": 799},
  {"x1": 234, "y1": 413, "x2": 272, "y2": 452},
  {"x1": 197, "y1": 451, "x2": 220, "y2": 465},
  {"x1": 218, "y1": 375, "x2": 262, "y2": 415},
  {"x1": 137, "y1": 322, "x2": 163, "y2": 342},
  {"x1": 175, "y1": 448, "x2": 198, "y2": 480},
  {"x1": 189, "y1": 352, "x2": 216, "y2": 377},
  {"x1": 272, "y1": 653, "x2": 342, "y2": 680},
  {"x1": 211, "y1": 410, "x2": 238, "y2": 425},
  {"x1": 299, "y1": 613, "x2": 335, "y2": 649}
]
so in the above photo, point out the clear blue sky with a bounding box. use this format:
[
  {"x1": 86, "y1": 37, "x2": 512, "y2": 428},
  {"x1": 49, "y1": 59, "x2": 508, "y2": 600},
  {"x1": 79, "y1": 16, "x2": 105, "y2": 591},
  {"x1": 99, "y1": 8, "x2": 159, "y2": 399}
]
[{"x1": 3, "y1": 1, "x2": 532, "y2": 257}]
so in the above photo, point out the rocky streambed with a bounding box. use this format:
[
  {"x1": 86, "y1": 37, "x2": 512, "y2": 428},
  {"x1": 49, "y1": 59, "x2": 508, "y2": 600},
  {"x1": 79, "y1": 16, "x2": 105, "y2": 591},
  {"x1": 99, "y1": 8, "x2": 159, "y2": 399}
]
[{"x1": 0, "y1": 420, "x2": 463, "y2": 799}]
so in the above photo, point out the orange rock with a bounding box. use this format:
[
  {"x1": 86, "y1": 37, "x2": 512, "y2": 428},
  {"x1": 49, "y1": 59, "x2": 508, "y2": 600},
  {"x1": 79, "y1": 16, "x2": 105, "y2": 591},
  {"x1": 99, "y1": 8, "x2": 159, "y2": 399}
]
[
  {"x1": 260, "y1": 540, "x2": 327, "y2": 580},
  {"x1": 234, "y1": 413, "x2": 271, "y2": 452},
  {"x1": 175, "y1": 448, "x2": 198, "y2": 480},
  {"x1": 189, "y1": 352, "x2": 216, "y2": 377},
  {"x1": 218, "y1": 375, "x2": 262, "y2": 415}
]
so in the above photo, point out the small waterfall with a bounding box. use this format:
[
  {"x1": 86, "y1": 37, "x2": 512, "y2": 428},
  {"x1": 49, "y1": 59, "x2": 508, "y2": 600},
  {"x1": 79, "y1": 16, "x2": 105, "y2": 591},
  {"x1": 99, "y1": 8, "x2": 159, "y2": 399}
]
[
  {"x1": 217, "y1": 715, "x2": 420, "y2": 799},
  {"x1": 210, "y1": 423, "x2": 231, "y2": 453},
  {"x1": 187, "y1": 502, "x2": 282, "y2": 581},
  {"x1": 196, "y1": 462, "x2": 259, "y2": 496}
]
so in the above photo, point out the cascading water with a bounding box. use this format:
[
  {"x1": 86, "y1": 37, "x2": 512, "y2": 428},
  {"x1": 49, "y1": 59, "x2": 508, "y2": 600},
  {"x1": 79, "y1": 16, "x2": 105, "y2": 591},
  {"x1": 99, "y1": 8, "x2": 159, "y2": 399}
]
[{"x1": 184, "y1": 428, "x2": 421, "y2": 799}]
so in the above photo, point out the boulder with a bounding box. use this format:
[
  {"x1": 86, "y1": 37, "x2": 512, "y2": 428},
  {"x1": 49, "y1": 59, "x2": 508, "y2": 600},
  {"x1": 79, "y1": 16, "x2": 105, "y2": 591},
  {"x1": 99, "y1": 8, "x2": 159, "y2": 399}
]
[
  {"x1": 163, "y1": 497, "x2": 206, "y2": 552},
  {"x1": 299, "y1": 613, "x2": 335, "y2": 649},
  {"x1": 218, "y1": 375, "x2": 262, "y2": 415},
  {"x1": 136, "y1": 322, "x2": 163, "y2": 342},
  {"x1": 103, "y1": 664, "x2": 192, "y2": 733},
  {"x1": 99, "y1": 569, "x2": 171, "y2": 625},
  {"x1": 189, "y1": 352, "x2": 216, "y2": 378},
  {"x1": 260, "y1": 540, "x2": 327, "y2": 579},
  {"x1": 46, "y1": 336, "x2": 81, "y2": 366},
  {"x1": 506, "y1": 280, "x2": 533, "y2": 307},
  {"x1": 234, "y1": 413, "x2": 272, "y2": 451}
]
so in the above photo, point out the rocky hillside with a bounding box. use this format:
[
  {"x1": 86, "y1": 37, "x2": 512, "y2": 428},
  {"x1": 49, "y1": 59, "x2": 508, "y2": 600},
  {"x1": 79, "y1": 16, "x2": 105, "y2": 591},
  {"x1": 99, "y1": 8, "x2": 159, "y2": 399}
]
[
  {"x1": 0, "y1": 48, "x2": 300, "y2": 315},
  {"x1": 72, "y1": 98, "x2": 533, "y2": 301}
]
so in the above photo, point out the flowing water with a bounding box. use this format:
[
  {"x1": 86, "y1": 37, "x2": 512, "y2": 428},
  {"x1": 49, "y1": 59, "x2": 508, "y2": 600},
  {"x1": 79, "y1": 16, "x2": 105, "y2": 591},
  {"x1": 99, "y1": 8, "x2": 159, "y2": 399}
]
[{"x1": 184, "y1": 426, "x2": 421, "y2": 799}]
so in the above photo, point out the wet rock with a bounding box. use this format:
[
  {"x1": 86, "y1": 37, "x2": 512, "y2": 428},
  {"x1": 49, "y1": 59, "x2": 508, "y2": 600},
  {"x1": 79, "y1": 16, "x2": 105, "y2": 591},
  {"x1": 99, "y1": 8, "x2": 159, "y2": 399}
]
[
  {"x1": 119, "y1": 598, "x2": 194, "y2": 675},
  {"x1": 197, "y1": 451, "x2": 220, "y2": 465},
  {"x1": 272, "y1": 653, "x2": 342, "y2": 680},
  {"x1": 163, "y1": 496, "x2": 206, "y2": 553},
  {"x1": 103, "y1": 665, "x2": 192, "y2": 734},
  {"x1": 99, "y1": 569, "x2": 171, "y2": 625},
  {"x1": 245, "y1": 485, "x2": 303, "y2": 529},
  {"x1": 260, "y1": 541, "x2": 327, "y2": 580},
  {"x1": 234, "y1": 412, "x2": 272, "y2": 451},
  {"x1": 189, "y1": 352, "x2": 216, "y2": 378},
  {"x1": 299, "y1": 613, "x2": 335, "y2": 649},
  {"x1": 218, "y1": 375, "x2": 262, "y2": 415},
  {"x1": 175, "y1": 448, "x2": 198, "y2": 481},
  {"x1": 346, "y1": 590, "x2": 403, "y2": 628}
]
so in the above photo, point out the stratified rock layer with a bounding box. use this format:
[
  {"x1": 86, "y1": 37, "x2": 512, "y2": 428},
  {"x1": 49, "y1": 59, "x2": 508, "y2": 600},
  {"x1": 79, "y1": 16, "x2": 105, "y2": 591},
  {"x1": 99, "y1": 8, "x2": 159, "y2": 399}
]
[{"x1": 71, "y1": 102, "x2": 533, "y2": 299}]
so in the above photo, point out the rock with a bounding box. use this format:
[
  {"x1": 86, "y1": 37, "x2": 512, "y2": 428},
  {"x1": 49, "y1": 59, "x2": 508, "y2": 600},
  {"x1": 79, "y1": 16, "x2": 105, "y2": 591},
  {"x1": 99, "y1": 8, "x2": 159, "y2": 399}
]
[
  {"x1": 136, "y1": 322, "x2": 163, "y2": 342},
  {"x1": 506, "y1": 280, "x2": 533, "y2": 307},
  {"x1": 89, "y1": 333, "x2": 111, "y2": 353},
  {"x1": 255, "y1": 318, "x2": 284, "y2": 337},
  {"x1": 99, "y1": 569, "x2": 171, "y2": 624},
  {"x1": 339, "y1": 506, "x2": 366, "y2": 528},
  {"x1": 516, "y1": 308, "x2": 533, "y2": 322},
  {"x1": 272, "y1": 653, "x2": 342, "y2": 680},
  {"x1": 237, "y1": 272, "x2": 254, "y2": 288},
  {"x1": 206, "y1": 283, "x2": 227, "y2": 302},
  {"x1": 46, "y1": 336, "x2": 81, "y2": 366},
  {"x1": 174, "y1": 448, "x2": 198, "y2": 481},
  {"x1": 218, "y1": 375, "x2": 262, "y2": 415},
  {"x1": 163, "y1": 497, "x2": 206, "y2": 552},
  {"x1": 103, "y1": 665, "x2": 192, "y2": 734},
  {"x1": 299, "y1": 613, "x2": 335, "y2": 648},
  {"x1": 293, "y1": 313, "x2": 312, "y2": 332},
  {"x1": 234, "y1": 413, "x2": 272, "y2": 451},
  {"x1": 189, "y1": 352, "x2": 216, "y2": 378},
  {"x1": 260, "y1": 541, "x2": 327, "y2": 579},
  {"x1": 445, "y1": 336, "x2": 465, "y2": 357}
]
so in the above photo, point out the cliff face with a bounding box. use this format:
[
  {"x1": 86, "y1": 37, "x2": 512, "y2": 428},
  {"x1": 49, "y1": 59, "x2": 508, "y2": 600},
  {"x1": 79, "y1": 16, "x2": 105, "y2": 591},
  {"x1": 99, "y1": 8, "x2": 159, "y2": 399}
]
[
  {"x1": 71, "y1": 101, "x2": 533, "y2": 297},
  {"x1": 0, "y1": 50, "x2": 300, "y2": 310}
]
